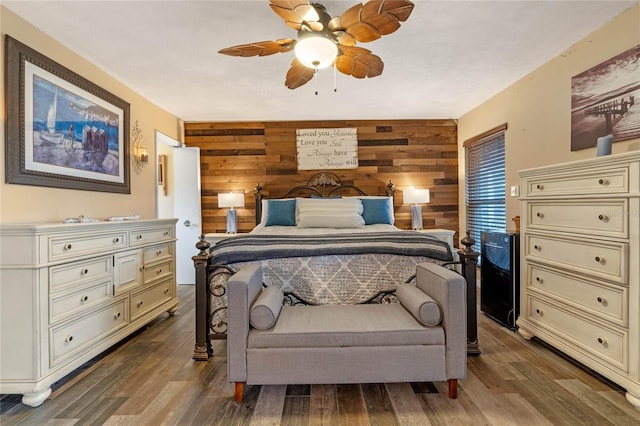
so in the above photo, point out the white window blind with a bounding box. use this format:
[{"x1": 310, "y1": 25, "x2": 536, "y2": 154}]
[{"x1": 465, "y1": 129, "x2": 506, "y2": 252}]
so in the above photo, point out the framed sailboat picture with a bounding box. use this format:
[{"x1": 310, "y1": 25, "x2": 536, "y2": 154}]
[{"x1": 5, "y1": 35, "x2": 130, "y2": 193}]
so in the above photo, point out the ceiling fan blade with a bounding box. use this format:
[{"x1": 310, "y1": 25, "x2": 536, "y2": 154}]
[
  {"x1": 285, "y1": 58, "x2": 315, "y2": 89},
  {"x1": 218, "y1": 39, "x2": 296, "y2": 57},
  {"x1": 335, "y1": 0, "x2": 414, "y2": 43},
  {"x1": 335, "y1": 45, "x2": 383, "y2": 79},
  {"x1": 332, "y1": 31, "x2": 356, "y2": 47},
  {"x1": 270, "y1": 1, "x2": 321, "y2": 31}
]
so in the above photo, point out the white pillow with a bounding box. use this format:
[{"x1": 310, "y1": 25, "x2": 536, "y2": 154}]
[
  {"x1": 297, "y1": 213, "x2": 365, "y2": 228},
  {"x1": 296, "y1": 197, "x2": 365, "y2": 228}
]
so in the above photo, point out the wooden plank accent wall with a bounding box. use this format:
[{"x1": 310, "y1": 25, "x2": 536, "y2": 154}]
[{"x1": 184, "y1": 119, "x2": 458, "y2": 239}]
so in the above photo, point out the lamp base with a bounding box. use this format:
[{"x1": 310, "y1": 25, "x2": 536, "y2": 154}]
[
  {"x1": 226, "y1": 209, "x2": 238, "y2": 234},
  {"x1": 411, "y1": 205, "x2": 423, "y2": 230}
]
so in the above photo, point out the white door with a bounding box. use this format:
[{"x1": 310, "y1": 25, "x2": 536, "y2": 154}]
[
  {"x1": 173, "y1": 147, "x2": 202, "y2": 284},
  {"x1": 155, "y1": 131, "x2": 202, "y2": 285}
]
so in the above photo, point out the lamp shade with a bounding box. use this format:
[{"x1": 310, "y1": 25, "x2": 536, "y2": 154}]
[
  {"x1": 294, "y1": 35, "x2": 338, "y2": 69},
  {"x1": 403, "y1": 188, "x2": 430, "y2": 205},
  {"x1": 218, "y1": 192, "x2": 245, "y2": 209}
]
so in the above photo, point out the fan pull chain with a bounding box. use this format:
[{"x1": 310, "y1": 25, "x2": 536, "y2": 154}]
[
  {"x1": 314, "y1": 67, "x2": 319, "y2": 96},
  {"x1": 333, "y1": 63, "x2": 337, "y2": 93}
]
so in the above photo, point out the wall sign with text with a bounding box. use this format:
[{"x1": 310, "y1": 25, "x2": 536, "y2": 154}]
[{"x1": 296, "y1": 128, "x2": 358, "y2": 170}]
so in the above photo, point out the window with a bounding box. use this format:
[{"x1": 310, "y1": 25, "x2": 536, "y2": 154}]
[{"x1": 464, "y1": 125, "x2": 507, "y2": 252}]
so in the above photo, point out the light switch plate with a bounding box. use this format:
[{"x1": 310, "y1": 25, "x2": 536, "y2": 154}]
[{"x1": 510, "y1": 185, "x2": 520, "y2": 197}]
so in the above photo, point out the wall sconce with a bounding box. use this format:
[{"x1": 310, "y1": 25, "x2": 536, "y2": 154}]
[
  {"x1": 138, "y1": 147, "x2": 149, "y2": 163},
  {"x1": 403, "y1": 188, "x2": 430, "y2": 230},
  {"x1": 131, "y1": 120, "x2": 148, "y2": 174},
  {"x1": 218, "y1": 192, "x2": 245, "y2": 233}
]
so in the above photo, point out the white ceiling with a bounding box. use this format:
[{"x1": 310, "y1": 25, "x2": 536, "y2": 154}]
[{"x1": 3, "y1": 1, "x2": 636, "y2": 122}]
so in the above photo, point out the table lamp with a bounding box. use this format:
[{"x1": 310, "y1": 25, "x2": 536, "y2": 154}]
[
  {"x1": 403, "y1": 188, "x2": 430, "y2": 230},
  {"x1": 218, "y1": 192, "x2": 245, "y2": 233}
]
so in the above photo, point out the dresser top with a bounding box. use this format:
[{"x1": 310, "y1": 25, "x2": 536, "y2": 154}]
[
  {"x1": 0, "y1": 218, "x2": 178, "y2": 235},
  {"x1": 518, "y1": 150, "x2": 640, "y2": 177}
]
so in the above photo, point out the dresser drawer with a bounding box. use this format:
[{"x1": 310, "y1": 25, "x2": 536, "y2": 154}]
[
  {"x1": 527, "y1": 264, "x2": 626, "y2": 326},
  {"x1": 129, "y1": 226, "x2": 173, "y2": 247},
  {"x1": 50, "y1": 298, "x2": 127, "y2": 367},
  {"x1": 527, "y1": 200, "x2": 627, "y2": 238},
  {"x1": 526, "y1": 234, "x2": 627, "y2": 283},
  {"x1": 526, "y1": 296, "x2": 627, "y2": 371},
  {"x1": 130, "y1": 279, "x2": 173, "y2": 320},
  {"x1": 143, "y1": 260, "x2": 174, "y2": 284},
  {"x1": 525, "y1": 167, "x2": 628, "y2": 197},
  {"x1": 50, "y1": 278, "x2": 113, "y2": 324},
  {"x1": 50, "y1": 256, "x2": 112, "y2": 292},
  {"x1": 49, "y1": 232, "x2": 127, "y2": 262},
  {"x1": 143, "y1": 243, "x2": 173, "y2": 263}
]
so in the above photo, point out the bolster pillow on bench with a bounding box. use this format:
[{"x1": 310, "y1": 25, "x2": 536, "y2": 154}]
[
  {"x1": 396, "y1": 283, "x2": 442, "y2": 326},
  {"x1": 250, "y1": 286, "x2": 284, "y2": 330}
]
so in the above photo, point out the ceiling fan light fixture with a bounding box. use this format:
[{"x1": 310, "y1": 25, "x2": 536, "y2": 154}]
[{"x1": 295, "y1": 35, "x2": 338, "y2": 69}]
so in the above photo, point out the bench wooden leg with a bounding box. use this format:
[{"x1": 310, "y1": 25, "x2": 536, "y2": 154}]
[
  {"x1": 448, "y1": 379, "x2": 458, "y2": 399},
  {"x1": 235, "y1": 382, "x2": 245, "y2": 403}
]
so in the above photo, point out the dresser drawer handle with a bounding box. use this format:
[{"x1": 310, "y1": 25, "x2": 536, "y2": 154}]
[
  {"x1": 535, "y1": 276, "x2": 543, "y2": 283},
  {"x1": 80, "y1": 295, "x2": 89, "y2": 302},
  {"x1": 64, "y1": 244, "x2": 72, "y2": 251},
  {"x1": 157, "y1": 269, "x2": 163, "y2": 275},
  {"x1": 65, "y1": 335, "x2": 74, "y2": 343},
  {"x1": 536, "y1": 212, "x2": 544, "y2": 218},
  {"x1": 156, "y1": 250, "x2": 162, "y2": 256},
  {"x1": 136, "y1": 234, "x2": 143, "y2": 240},
  {"x1": 597, "y1": 337, "x2": 607, "y2": 346},
  {"x1": 113, "y1": 237, "x2": 120, "y2": 244},
  {"x1": 535, "y1": 184, "x2": 544, "y2": 190},
  {"x1": 137, "y1": 301, "x2": 143, "y2": 307},
  {"x1": 114, "y1": 312, "x2": 121, "y2": 320},
  {"x1": 164, "y1": 288, "x2": 170, "y2": 294},
  {"x1": 164, "y1": 231, "x2": 170, "y2": 236},
  {"x1": 598, "y1": 214, "x2": 609, "y2": 222},
  {"x1": 81, "y1": 268, "x2": 89, "y2": 275},
  {"x1": 598, "y1": 178, "x2": 608, "y2": 185},
  {"x1": 535, "y1": 308, "x2": 542, "y2": 316},
  {"x1": 533, "y1": 245, "x2": 541, "y2": 251},
  {"x1": 597, "y1": 296, "x2": 606, "y2": 304},
  {"x1": 595, "y1": 256, "x2": 604, "y2": 264}
]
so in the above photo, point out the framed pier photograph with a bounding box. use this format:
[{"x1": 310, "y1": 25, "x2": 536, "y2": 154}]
[{"x1": 571, "y1": 44, "x2": 640, "y2": 151}]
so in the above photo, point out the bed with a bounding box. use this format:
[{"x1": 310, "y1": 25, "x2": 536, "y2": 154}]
[{"x1": 192, "y1": 172, "x2": 480, "y2": 360}]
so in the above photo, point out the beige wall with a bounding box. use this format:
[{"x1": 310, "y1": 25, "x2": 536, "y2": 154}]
[
  {"x1": 0, "y1": 7, "x2": 181, "y2": 223},
  {"x1": 457, "y1": 4, "x2": 640, "y2": 241}
]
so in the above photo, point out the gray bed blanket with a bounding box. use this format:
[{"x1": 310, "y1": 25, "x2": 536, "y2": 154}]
[{"x1": 210, "y1": 231, "x2": 453, "y2": 265}]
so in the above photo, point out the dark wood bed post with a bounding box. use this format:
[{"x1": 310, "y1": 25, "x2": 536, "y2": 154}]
[
  {"x1": 458, "y1": 232, "x2": 481, "y2": 355},
  {"x1": 193, "y1": 235, "x2": 213, "y2": 360}
]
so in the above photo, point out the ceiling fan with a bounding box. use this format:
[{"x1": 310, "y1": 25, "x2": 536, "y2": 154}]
[{"x1": 218, "y1": 0, "x2": 415, "y2": 90}]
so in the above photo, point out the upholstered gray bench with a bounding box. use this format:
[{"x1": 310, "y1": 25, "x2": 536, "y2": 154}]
[{"x1": 227, "y1": 262, "x2": 467, "y2": 402}]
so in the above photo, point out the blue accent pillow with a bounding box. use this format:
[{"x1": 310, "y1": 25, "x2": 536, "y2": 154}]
[
  {"x1": 265, "y1": 199, "x2": 296, "y2": 226},
  {"x1": 360, "y1": 198, "x2": 394, "y2": 225}
]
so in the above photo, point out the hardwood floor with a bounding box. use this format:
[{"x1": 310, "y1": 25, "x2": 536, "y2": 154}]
[{"x1": 2, "y1": 284, "x2": 640, "y2": 425}]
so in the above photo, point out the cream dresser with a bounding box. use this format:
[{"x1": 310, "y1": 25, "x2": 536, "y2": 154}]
[
  {"x1": 517, "y1": 151, "x2": 640, "y2": 408},
  {"x1": 0, "y1": 218, "x2": 179, "y2": 407}
]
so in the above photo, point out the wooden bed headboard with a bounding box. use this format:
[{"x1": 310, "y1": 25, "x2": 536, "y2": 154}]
[{"x1": 254, "y1": 172, "x2": 395, "y2": 226}]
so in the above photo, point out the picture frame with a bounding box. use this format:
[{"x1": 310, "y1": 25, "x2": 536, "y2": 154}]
[
  {"x1": 570, "y1": 43, "x2": 640, "y2": 151},
  {"x1": 5, "y1": 35, "x2": 131, "y2": 193}
]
